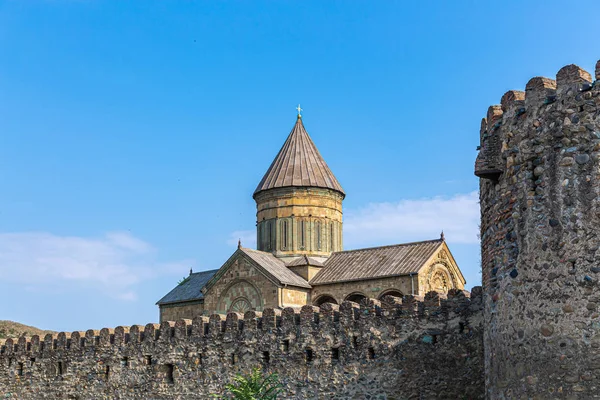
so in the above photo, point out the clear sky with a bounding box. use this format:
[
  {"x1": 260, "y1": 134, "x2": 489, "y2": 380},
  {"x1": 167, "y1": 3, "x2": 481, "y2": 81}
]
[{"x1": 1, "y1": 0, "x2": 599, "y2": 332}]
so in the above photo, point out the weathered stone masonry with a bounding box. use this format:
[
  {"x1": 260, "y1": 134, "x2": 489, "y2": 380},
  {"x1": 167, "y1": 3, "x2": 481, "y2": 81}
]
[
  {"x1": 0, "y1": 290, "x2": 483, "y2": 399},
  {"x1": 476, "y1": 59, "x2": 600, "y2": 398},
  {"x1": 10, "y1": 57, "x2": 600, "y2": 399}
]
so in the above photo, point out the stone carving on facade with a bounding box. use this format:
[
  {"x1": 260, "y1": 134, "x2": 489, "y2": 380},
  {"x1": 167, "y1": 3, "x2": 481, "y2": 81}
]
[
  {"x1": 425, "y1": 262, "x2": 457, "y2": 293},
  {"x1": 438, "y1": 249, "x2": 449, "y2": 260},
  {"x1": 217, "y1": 279, "x2": 262, "y2": 313},
  {"x1": 430, "y1": 270, "x2": 450, "y2": 293},
  {"x1": 229, "y1": 297, "x2": 253, "y2": 313}
]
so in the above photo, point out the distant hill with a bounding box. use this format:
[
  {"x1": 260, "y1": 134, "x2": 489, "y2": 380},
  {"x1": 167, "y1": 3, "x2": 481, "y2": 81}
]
[{"x1": 0, "y1": 320, "x2": 55, "y2": 339}]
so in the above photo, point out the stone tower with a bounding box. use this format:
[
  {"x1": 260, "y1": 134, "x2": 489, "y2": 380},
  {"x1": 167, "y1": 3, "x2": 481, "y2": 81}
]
[
  {"x1": 475, "y1": 60, "x2": 600, "y2": 398},
  {"x1": 254, "y1": 114, "x2": 345, "y2": 261}
]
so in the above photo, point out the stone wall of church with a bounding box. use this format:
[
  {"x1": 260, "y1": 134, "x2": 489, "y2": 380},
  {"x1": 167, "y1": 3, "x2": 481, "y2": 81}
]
[
  {"x1": 255, "y1": 187, "x2": 344, "y2": 258},
  {"x1": 288, "y1": 264, "x2": 322, "y2": 281},
  {"x1": 311, "y1": 251, "x2": 465, "y2": 305},
  {"x1": 476, "y1": 59, "x2": 600, "y2": 398},
  {"x1": 312, "y1": 275, "x2": 416, "y2": 304},
  {"x1": 281, "y1": 287, "x2": 310, "y2": 308},
  {"x1": 0, "y1": 289, "x2": 484, "y2": 399},
  {"x1": 159, "y1": 301, "x2": 205, "y2": 323}
]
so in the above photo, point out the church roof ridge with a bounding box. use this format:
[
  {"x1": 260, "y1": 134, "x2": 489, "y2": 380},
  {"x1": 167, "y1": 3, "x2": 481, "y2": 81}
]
[
  {"x1": 331, "y1": 238, "x2": 443, "y2": 255},
  {"x1": 239, "y1": 247, "x2": 312, "y2": 288},
  {"x1": 311, "y1": 238, "x2": 445, "y2": 286},
  {"x1": 253, "y1": 116, "x2": 345, "y2": 197},
  {"x1": 286, "y1": 255, "x2": 325, "y2": 267},
  {"x1": 155, "y1": 268, "x2": 219, "y2": 305}
]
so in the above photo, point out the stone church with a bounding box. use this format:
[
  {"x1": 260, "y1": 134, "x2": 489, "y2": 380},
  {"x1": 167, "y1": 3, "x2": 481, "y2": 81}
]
[{"x1": 157, "y1": 113, "x2": 466, "y2": 321}]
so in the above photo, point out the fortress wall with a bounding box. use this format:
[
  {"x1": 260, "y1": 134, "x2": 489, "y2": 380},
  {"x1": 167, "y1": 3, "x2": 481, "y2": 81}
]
[
  {"x1": 0, "y1": 290, "x2": 483, "y2": 399},
  {"x1": 476, "y1": 59, "x2": 600, "y2": 398}
]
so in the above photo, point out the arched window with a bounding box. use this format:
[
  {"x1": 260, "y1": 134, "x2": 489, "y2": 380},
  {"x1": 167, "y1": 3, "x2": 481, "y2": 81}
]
[
  {"x1": 314, "y1": 295, "x2": 338, "y2": 307},
  {"x1": 345, "y1": 293, "x2": 367, "y2": 303},
  {"x1": 378, "y1": 290, "x2": 403, "y2": 300},
  {"x1": 281, "y1": 219, "x2": 289, "y2": 250},
  {"x1": 330, "y1": 222, "x2": 335, "y2": 251},
  {"x1": 298, "y1": 220, "x2": 306, "y2": 249},
  {"x1": 266, "y1": 221, "x2": 272, "y2": 250},
  {"x1": 315, "y1": 221, "x2": 322, "y2": 250},
  {"x1": 258, "y1": 223, "x2": 263, "y2": 250},
  {"x1": 324, "y1": 222, "x2": 329, "y2": 251}
]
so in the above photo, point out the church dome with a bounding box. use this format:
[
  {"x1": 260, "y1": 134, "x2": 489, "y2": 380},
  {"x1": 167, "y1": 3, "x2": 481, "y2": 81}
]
[
  {"x1": 253, "y1": 113, "x2": 344, "y2": 260},
  {"x1": 253, "y1": 115, "x2": 344, "y2": 198}
]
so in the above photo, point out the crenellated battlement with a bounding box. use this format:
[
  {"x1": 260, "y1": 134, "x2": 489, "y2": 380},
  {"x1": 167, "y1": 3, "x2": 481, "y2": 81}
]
[
  {"x1": 0, "y1": 289, "x2": 480, "y2": 358},
  {"x1": 0, "y1": 290, "x2": 483, "y2": 399},
  {"x1": 475, "y1": 61, "x2": 600, "y2": 182}
]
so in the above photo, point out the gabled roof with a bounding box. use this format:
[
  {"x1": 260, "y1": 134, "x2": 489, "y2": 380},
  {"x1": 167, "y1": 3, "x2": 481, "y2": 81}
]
[
  {"x1": 202, "y1": 247, "x2": 312, "y2": 294},
  {"x1": 240, "y1": 248, "x2": 312, "y2": 288},
  {"x1": 310, "y1": 239, "x2": 444, "y2": 285},
  {"x1": 156, "y1": 269, "x2": 219, "y2": 305},
  {"x1": 254, "y1": 116, "x2": 345, "y2": 197},
  {"x1": 286, "y1": 255, "x2": 324, "y2": 267}
]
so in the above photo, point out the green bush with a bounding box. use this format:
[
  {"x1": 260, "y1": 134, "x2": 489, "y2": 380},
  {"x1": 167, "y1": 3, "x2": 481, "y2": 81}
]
[{"x1": 217, "y1": 367, "x2": 283, "y2": 399}]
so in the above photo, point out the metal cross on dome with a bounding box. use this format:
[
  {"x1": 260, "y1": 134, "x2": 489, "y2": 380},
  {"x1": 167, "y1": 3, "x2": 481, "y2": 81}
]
[{"x1": 296, "y1": 104, "x2": 303, "y2": 117}]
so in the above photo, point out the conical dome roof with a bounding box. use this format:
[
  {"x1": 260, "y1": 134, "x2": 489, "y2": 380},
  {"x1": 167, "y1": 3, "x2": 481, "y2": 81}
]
[{"x1": 254, "y1": 116, "x2": 345, "y2": 198}]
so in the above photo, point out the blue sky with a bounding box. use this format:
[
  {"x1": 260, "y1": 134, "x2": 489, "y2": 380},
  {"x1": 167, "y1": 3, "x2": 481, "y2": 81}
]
[{"x1": 1, "y1": 0, "x2": 599, "y2": 332}]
